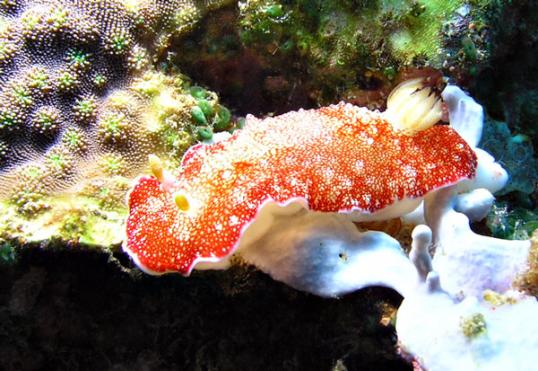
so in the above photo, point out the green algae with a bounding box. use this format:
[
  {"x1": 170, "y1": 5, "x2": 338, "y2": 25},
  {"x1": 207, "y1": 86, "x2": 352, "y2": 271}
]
[
  {"x1": 0, "y1": 194, "x2": 127, "y2": 248},
  {"x1": 239, "y1": 0, "x2": 492, "y2": 69},
  {"x1": 0, "y1": 241, "x2": 16, "y2": 265},
  {"x1": 460, "y1": 312, "x2": 487, "y2": 340},
  {"x1": 486, "y1": 202, "x2": 538, "y2": 241},
  {"x1": 163, "y1": 0, "x2": 492, "y2": 112}
]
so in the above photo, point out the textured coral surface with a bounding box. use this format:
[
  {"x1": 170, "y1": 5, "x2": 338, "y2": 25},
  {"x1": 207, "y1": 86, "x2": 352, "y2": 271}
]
[{"x1": 0, "y1": 0, "x2": 234, "y2": 247}]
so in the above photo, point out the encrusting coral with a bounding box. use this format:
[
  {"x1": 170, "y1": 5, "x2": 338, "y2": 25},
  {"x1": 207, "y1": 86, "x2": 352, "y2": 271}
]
[{"x1": 0, "y1": 0, "x2": 235, "y2": 247}]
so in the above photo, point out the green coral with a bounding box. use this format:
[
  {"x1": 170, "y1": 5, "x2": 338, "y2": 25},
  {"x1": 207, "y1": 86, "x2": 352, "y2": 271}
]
[
  {"x1": 97, "y1": 112, "x2": 128, "y2": 144},
  {"x1": 45, "y1": 146, "x2": 75, "y2": 178},
  {"x1": 10, "y1": 84, "x2": 33, "y2": 108},
  {"x1": 66, "y1": 49, "x2": 92, "y2": 71},
  {"x1": 21, "y1": 4, "x2": 73, "y2": 42},
  {"x1": 128, "y1": 45, "x2": 150, "y2": 72},
  {"x1": 0, "y1": 26, "x2": 18, "y2": 65},
  {"x1": 93, "y1": 74, "x2": 108, "y2": 89},
  {"x1": 56, "y1": 69, "x2": 79, "y2": 92},
  {"x1": 99, "y1": 153, "x2": 127, "y2": 176},
  {"x1": 61, "y1": 127, "x2": 87, "y2": 153},
  {"x1": 73, "y1": 96, "x2": 97, "y2": 123},
  {"x1": 26, "y1": 67, "x2": 52, "y2": 93},
  {"x1": 58, "y1": 210, "x2": 88, "y2": 241},
  {"x1": 0, "y1": 105, "x2": 24, "y2": 131},
  {"x1": 104, "y1": 30, "x2": 131, "y2": 55},
  {"x1": 87, "y1": 177, "x2": 131, "y2": 211},
  {"x1": 0, "y1": 0, "x2": 237, "y2": 249},
  {"x1": 0, "y1": 67, "x2": 234, "y2": 247},
  {"x1": 9, "y1": 165, "x2": 49, "y2": 215},
  {"x1": 32, "y1": 106, "x2": 61, "y2": 135}
]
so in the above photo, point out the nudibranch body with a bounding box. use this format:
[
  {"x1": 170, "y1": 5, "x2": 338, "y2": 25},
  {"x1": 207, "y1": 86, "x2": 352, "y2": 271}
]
[{"x1": 125, "y1": 93, "x2": 477, "y2": 275}]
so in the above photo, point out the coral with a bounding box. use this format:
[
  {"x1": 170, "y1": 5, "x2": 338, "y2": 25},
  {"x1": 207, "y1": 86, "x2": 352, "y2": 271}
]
[
  {"x1": 398, "y1": 181, "x2": 536, "y2": 370},
  {"x1": 174, "y1": 0, "x2": 496, "y2": 115},
  {"x1": 72, "y1": 95, "x2": 98, "y2": 123},
  {"x1": 97, "y1": 111, "x2": 130, "y2": 144},
  {"x1": 58, "y1": 208, "x2": 89, "y2": 241},
  {"x1": 31, "y1": 106, "x2": 62, "y2": 135},
  {"x1": 61, "y1": 127, "x2": 87, "y2": 153},
  {"x1": 0, "y1": 0, "x2": 235, "y2": 248},
  {"x1": 8, "y1": 164, "x2": 50, "y2": 215},
  {"x1": 398, "y1": 272, "x2": 538, "y2": 371}
]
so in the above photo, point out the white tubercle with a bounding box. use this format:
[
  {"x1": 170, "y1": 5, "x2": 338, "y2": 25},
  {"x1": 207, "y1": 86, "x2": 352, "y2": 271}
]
[
  {"x1": 409, "y1": 224, "x2": 433, "y2": 281},
  {"x1": 203, "y1": 131, "x2": 232, "y2": 144}
]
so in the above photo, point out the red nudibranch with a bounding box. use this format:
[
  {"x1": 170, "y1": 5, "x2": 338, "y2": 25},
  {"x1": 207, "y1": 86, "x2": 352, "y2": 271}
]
[{"x1": 125, "y1": 95, "x2": 477, "y2": 275}]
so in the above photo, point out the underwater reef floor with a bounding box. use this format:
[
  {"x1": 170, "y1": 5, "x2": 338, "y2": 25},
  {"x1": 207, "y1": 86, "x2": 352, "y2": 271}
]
[{"x1": 0, "y1": 247, "x2": 411, "y2": 371}]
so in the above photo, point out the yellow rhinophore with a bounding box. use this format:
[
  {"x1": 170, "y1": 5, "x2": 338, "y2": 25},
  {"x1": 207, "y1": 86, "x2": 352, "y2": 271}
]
[
  {"x1": 173, "y1": 192, "x2": 190, "y2": 212},
  {"x1": 148, "y1": 154, "x2": 164, "y2": 182}
]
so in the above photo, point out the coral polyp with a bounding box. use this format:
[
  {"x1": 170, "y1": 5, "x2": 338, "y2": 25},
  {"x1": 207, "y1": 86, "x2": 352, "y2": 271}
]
[{"x1": 31, "y1": 106, "x2": 62, "y2": 135}]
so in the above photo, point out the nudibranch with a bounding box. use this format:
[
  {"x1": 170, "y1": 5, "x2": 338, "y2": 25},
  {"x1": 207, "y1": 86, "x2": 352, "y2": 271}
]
[{"x1": 124, "y1": 78, "x2": 477, "y2": 277}]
